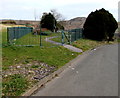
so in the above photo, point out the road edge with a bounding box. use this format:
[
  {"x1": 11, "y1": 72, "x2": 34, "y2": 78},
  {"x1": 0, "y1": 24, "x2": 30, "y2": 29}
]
[
  {"x1": 22, "y1": 43, "x2": 115, "y2": 96},
  {"x1": 22, "y1": 49, "x2": 92, "y2": 96}
]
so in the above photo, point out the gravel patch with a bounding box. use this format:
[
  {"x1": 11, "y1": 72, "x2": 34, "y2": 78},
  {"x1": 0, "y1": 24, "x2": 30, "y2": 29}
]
[{"x1": 2, "y1": 61, "x2": 56, "y2": 81}]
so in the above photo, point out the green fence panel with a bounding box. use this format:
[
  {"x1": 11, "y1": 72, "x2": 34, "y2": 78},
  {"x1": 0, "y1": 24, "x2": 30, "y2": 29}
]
[
  {"x1": 68, "y1": 28, "x2": 83, "y2": 42},
  {"x1": 7, "y1": 27, "x2": 33, "y2": 44}
]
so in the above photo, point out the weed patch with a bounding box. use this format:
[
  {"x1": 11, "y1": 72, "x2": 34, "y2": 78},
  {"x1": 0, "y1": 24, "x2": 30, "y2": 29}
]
[
  {"x1": 2, "y1": 74, "x2": 28, "y2": 96},
  {"x1": 72, "y1": 39, "x2": 107, "y2": 51},
  {"x1": 31, "y1": 65, "x2": 39, "y2": 68}
]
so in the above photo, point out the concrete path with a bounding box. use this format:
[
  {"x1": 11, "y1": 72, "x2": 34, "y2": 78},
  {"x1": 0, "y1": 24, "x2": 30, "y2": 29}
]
[
  {"x1": 45, "y1": 36, "x2": 62, "y2": 46},
  {"x1": 33, "y1": 44, "x2": 118, "y2": 96},
  {"x1": 45, "y1": 36, "x2": 83, "y2": 53},
  {"x1": 63, "y1": 45, "x2": 83, "y2": 52}
]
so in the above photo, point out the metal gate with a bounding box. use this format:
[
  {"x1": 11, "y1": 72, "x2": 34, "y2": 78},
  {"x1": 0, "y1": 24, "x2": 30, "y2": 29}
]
[
  {"x1": 61, "y1": 28, "x2": 83, "y2": 45},
  {"x1": 7, "y1": 27, "x2": 83, "y2": 47}
]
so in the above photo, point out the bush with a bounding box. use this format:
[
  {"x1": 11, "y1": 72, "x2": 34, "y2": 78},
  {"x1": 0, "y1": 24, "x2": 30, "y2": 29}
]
[
  {"x1": 2, "y1": 20, "x2": 16, "y2": 24},
  {"x1": 41, "y1": 13, "x2": 57, "y2": 32},
  {"x1": 83, "y1": 8, "x2": 118, "y2": 41}
]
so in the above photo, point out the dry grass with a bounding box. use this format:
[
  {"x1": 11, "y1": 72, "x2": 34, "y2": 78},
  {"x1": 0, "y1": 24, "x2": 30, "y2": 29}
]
[{"x1": 0, "y1": 24, "x2": 26, "y2": 31}]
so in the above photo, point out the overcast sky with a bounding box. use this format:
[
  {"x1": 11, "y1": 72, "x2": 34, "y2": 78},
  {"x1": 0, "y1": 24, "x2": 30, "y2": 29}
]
[
  {"x1": 0, "y1": 0, "x2": 119, "y2": 21},
  {"x1": 118, "y1": 1, "x2": 120, "y2": 21}
]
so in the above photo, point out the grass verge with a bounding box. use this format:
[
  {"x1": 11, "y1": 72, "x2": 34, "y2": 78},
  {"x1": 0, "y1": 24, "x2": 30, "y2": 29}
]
[
  {"x1": 2, "y1": 26, "x2": 79, "y2": 96},
  {"x1": 72, "y1": 39, "x2": 106, "y2": 52},
  {"x1": 2, "y1": 74, "x2": 28, "y2": 96},
  {"x1": 51, "y1": 34, "x2": 118, "y2": 52},
  {"x1": 2, "y1": 24, "x2": 118, "y2": 96},
  {"x1": 2, "y1": 46, "x2": 79, "y2": 69}
]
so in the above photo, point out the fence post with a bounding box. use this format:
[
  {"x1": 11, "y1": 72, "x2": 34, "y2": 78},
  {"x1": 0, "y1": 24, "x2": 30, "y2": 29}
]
[
  {"x1": 75, "y1": 30, "x2": 76, "y2": 41},
  {"x1": 40, "y1": 25, "x2": 42, "y2": 47},
  {"x1": 7, "y1": 28, "x2": 10, "y2": 45},
  {"x1": 61, "y1": 30, "x2": 64, "y2": 45},
  {"x1": 69, "y1": 31, "x2": 71, "y2": 44}
]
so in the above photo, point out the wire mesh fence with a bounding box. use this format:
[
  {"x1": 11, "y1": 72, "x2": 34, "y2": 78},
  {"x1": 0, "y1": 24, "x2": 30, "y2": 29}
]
[
  {"x1": 7, "y1": 27, "x2": 41, "y2": 46},
  {"x1": 3, "y1": 27, "x2": 83, "y2": 47},
  {"x1": 40, "y1": 28, "x2": 83, "y2": 47},
  {"x1": 7, "y1": 27, "x2": 33, "y2": 41},
  {"x1": 5, "y1": 27, "x2": 61, "y2": 47},
  {"x1": 68, "y1": 28, "x2": 83, "y2": 42},
  {"x1": 49, "y1": 28, "x2": 83, "y2": 46}
]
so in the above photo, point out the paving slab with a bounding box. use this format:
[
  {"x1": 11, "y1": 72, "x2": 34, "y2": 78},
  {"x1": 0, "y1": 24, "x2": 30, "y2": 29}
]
[{"x1": 63, "y1": 45, "x2": 83, "y2": 53}]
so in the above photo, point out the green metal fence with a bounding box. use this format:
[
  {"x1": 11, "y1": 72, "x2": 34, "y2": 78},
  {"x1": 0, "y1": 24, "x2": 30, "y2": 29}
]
[
  {"x1": 6, "y1": 27, "x2": 83, "y2": 47},
  {"x1": 69, "y1": 28, "x2": 83, "y2": 42},
  {"x1": 60, "y1": 28, "x2": 83, "y2": 45},
  {"x1": 7, "y1": 27, "x2": 34, "y2": 46},
  {"x1": 7, "y1": 27, "x2": 33, "y2": 43}
]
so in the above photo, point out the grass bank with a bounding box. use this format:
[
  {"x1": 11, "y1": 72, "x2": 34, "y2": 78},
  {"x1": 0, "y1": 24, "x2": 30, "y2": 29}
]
[
  {"x1": 3, "y1": 46, "x2": 79, "y2": 70},
  {"x1": 2, "y1": 25, "x2": 79, "y2": 96},
  {"x1": 72, "y1": 39, "x2": 107, "y2": 52},
  {"x1": 2, "y1": 24, "x2": 118, "y2": 96},
  {"x1": 51, "y1": 33, "x2": 118, "y2": 52}
]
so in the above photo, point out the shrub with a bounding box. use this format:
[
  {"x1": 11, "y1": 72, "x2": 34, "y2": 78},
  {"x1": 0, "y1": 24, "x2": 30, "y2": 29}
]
[
  {"x1": 2, "y1": 20, "x2": 16, "y2": 24},
  {"x1": 41, "y1": 13, "x2": 57, "y2": 32},
  {"x1": 83, "y1": 8, "x2": 118, "y2": 41}
]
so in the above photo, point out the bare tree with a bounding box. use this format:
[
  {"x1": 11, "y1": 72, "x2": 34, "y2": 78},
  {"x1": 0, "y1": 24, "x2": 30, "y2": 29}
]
[
  {"x1": 50, "y1": 9, "x2": 62, "y2": 21},
  {"x1": 50, "y1": 9, "x2": 66, "y2": 28}
]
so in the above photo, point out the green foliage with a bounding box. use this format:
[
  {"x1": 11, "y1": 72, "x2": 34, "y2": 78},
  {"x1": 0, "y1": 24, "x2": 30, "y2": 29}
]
[
  {"x1": 56, "y1": 22, "x2": 64, "y2": 31},
  {"x1": 2, "y1": 29, "x2": 79, "y2": 69},
  {"x1": 2, "y1": 20, "x2": 16, "y2": 24},
  {"x1": 83, "y1": 8, "x2": 118, "y2": 41},
  {"x1": 3, "y1": 74, "x2": 28, "y2": 96},
  {"x1": 41, "y1": 13, "x2": 57, "y2": 32},
  {"x1": 118, "y1": 39, "x2": 120, "y2": 42},
  {"x1": 72, "y1": 38, "x2": 106, "y2": 52},
  {"x1": 41, "y1": 30, "x2": 52, "y2": 35},
  {"x1": 2, "y1": 46, "x2": 79, "y2": 69},
  {"x1": 31, "y1": 65, "x2": 39, "y2": 68},
  {"x1": 51, "y1": 33, "x2": 69, "y2": 44}
]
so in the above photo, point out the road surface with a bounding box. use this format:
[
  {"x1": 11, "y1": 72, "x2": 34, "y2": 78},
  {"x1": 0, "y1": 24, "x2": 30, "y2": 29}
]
[{"x1": 33, "y1": 44, "x2": 118, "y2": 96}]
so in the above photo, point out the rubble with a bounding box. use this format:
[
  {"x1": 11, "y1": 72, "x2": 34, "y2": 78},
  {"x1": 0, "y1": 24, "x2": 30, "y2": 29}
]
[{"x1": 2, "y1": 61, "x2": 56, "y2": 81}]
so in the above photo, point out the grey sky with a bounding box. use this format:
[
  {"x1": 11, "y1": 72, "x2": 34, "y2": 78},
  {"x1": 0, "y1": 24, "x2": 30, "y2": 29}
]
[
  {"x1": 118, "y1": 1, "x2": 120, "y2": 22},
  {"x1": 0, "y1": 0, "x2": 119, "y2": 21}
]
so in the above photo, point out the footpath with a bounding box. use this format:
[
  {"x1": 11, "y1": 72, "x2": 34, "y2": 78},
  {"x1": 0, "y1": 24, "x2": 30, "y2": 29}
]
[{"x1": 45, "y1": 36, "x2": 83, "y2": 53}]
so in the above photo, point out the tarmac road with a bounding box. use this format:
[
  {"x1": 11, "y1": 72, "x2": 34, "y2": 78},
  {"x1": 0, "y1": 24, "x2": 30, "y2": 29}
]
[{"x1": 33, "y1": 44, "x2": 118, "y2": 96}]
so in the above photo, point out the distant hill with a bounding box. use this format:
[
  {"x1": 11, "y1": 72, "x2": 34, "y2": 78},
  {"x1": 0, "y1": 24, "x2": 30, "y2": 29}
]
[
  {"x1": 0, "y1": 17, "x2": 86, "y2": 30},
  {"x1": 64, "y1": 17, "x2": 86, "y2": 30},
  {"x1": 0, "y1": 19, "x2": 39, "y2": 26}
]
